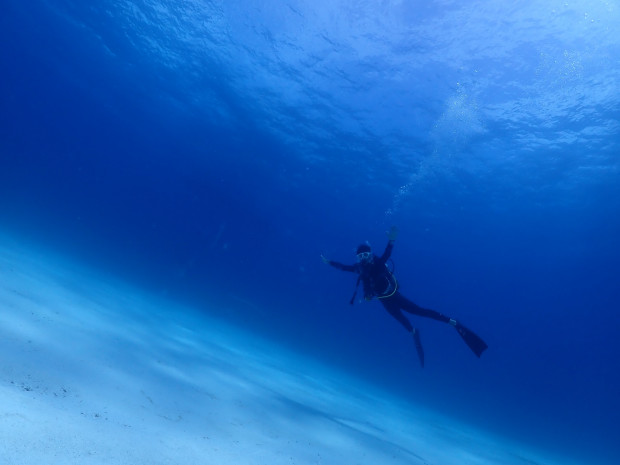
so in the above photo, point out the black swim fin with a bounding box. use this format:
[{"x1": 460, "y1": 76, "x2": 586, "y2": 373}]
[
  {"x1": 412, "y1": 328, "x2": 425, "y2": 368},
  {"x1": 453, "y1": 321, "x2": 488, "y2": 357}
]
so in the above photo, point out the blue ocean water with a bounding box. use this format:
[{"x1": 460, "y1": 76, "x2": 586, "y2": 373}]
[{"x1": 1, "y1": 0, "x2": 619, "y2": 463}]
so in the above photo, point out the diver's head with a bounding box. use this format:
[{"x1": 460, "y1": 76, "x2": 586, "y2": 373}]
[{"x1": 356, "y1": 243, "x2": 372, "y2": 263}]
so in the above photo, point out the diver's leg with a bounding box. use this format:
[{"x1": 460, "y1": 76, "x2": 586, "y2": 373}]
[
  {"x1": 393, "y1": 294, "x2": 488, "y2": 357},
  {"x1": 392, "y1": 292, "x2": 452, "y2": 323},
  {"x1": 380, "y1": 298, "x2": 414, "y2": 332},
  {"x1": 381, "y1": 298, "x2": 424, "y2": 367}
]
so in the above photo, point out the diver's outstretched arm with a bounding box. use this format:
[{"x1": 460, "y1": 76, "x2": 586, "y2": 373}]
[
  {"x1": 387, "y1": 225, "x2": 399, "y2": 241},
  {"x1": 321, "y1": 254, "x2": 357, "y2": 272},
  {"x1": 378, "y1": 226, "x2": 399, "y2": 263}
]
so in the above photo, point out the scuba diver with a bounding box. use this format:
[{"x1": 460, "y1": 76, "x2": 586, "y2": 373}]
[{"x1": 321, "y1": 226, "x2": 487, "y2": 367}]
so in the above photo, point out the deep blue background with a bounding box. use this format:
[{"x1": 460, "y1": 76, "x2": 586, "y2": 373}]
[{"x1": 2, "y1": 1, "x2": 619, "y2": 463}]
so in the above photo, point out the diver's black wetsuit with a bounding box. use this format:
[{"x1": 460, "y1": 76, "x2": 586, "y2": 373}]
[{"x1": 327, "y1": 239, "x2": 451, "y2": 333}]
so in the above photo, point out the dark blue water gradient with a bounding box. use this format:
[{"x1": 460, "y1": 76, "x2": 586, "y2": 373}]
[{"x1": 1, "y1": 1, "x2": 619, "y2": 463}]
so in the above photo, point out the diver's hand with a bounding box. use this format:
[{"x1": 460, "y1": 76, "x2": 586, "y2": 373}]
[
  {"x1": 320, "y1": 254, "x2": 330, "y2": 264},
  {"x1": 387, "y1": 226, "x2": 399, "y2": 241}
]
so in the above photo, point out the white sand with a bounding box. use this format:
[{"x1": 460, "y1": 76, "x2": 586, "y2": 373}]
[{"x1": 0, "y1": 237, "x2": 578, "y2": 464}]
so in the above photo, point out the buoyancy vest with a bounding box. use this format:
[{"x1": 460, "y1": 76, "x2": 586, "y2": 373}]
[{"x1": 360, "y1": 259, "x2": 398, "y2": 301}]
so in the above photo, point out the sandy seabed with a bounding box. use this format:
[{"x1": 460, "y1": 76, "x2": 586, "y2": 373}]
[{"x1": 0, "y1": 237, "x2": 576, "y2": 465}]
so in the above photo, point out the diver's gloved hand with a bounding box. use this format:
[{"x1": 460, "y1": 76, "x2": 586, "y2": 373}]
[
  {"x1": 320, "y1": 254, "x2": 330, "y2": 264},
  {"x1": 387, "y1": 225, "x2": 399, "y2": 241}
]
